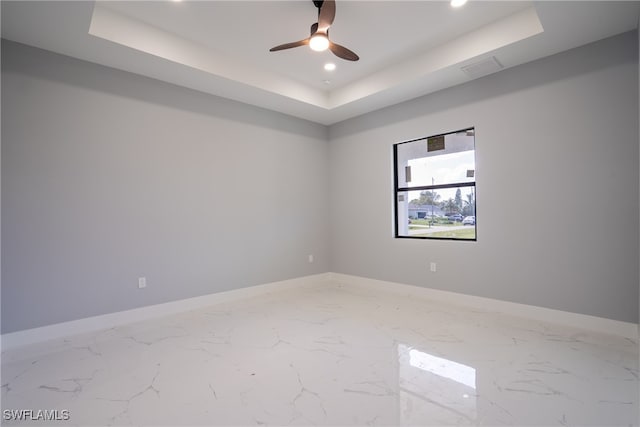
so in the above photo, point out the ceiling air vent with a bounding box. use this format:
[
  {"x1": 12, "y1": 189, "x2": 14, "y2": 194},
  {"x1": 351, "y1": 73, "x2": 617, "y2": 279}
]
[{"x1": 460, "y1": 56, "x2": 503, "y2": 79}]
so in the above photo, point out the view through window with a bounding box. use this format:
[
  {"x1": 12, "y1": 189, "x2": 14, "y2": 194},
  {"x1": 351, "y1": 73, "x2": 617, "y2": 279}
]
[{"x1": 394, "y1": 128, "x2": 476, "y2": 240}]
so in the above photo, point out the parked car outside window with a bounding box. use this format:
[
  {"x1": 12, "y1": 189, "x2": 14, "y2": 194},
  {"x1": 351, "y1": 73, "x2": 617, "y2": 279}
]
[
  {"x1": 462, "y1": 216, "x2": 475, "y2": 225},
  {"x1": 445, "y1": 213, "x2": 463, "y2": 222}
]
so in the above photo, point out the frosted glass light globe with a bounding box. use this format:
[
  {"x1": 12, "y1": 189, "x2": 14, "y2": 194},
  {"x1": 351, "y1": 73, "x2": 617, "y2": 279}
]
[{"x1": 309, "y1": 34, "x2": 329, "y2": 52}]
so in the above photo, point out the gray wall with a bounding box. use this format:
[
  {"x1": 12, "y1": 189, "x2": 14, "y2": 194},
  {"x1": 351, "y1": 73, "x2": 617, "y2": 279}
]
[
  {"x1": 1, "y1": 40, "x2": 329, "y2": 333},
  {"x1": 2, "y1": 31, "x2": 639, "y2": 333},
  {"x1": 329, "y1": 31, "x2": 639, "y2": 323}
]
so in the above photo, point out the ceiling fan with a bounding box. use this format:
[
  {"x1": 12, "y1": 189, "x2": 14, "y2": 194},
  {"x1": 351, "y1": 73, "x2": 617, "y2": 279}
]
[{"x1": 269, "y1": 0, "x2": 359, "y2": 62}]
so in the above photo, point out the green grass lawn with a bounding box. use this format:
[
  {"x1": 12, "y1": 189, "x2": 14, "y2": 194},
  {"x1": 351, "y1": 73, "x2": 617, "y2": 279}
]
[{"x1": 413, "y1": 227, "x2": 476, "y2": 239}]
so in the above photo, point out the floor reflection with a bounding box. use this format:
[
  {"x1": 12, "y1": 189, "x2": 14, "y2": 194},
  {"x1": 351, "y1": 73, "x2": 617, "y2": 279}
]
[
  {"x1": 398, "y1": 344, "x2": 477, "y2": 424},
  {"x1": 2, "y1": 283, "x2": 636, "y2": 426}
]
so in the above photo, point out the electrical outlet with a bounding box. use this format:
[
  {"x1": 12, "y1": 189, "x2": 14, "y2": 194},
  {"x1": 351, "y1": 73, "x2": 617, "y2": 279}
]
[
  {"x1": 308, "y1": 254, "x2": 314, "y2": 263},
  {"x1": 430, "y1": 262, "x2": 437, "y2": 272},
  {"x1": 138, "y1": 277, "x2": 147, "y2": 289}
]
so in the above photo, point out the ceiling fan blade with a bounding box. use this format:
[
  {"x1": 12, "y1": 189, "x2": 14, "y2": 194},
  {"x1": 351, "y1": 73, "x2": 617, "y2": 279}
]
[
  {"x1": 329, "y1": 41, "x2": 359, "y2": 61},
  {"x1": 317, "y1": 0, "x2": 336, "y2": 32},
  {"x1": 269, "y1": 38, "x2": 310, "y2": 52}
]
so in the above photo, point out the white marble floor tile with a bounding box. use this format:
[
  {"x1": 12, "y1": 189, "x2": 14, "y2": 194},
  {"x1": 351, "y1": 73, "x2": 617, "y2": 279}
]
[{"x1": 2, "y1": 282, "x2": 638, "y2": 426}]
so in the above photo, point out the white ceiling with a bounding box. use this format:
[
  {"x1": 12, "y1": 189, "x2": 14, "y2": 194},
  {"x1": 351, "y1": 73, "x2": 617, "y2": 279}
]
[{"x1": 2, "y1": 1, "x2": 639, "y2": 125}]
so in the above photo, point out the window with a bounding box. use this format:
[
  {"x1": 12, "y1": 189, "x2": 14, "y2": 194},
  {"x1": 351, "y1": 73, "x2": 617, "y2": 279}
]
[{"x1": 394, "y1": 128, "x2": 476, "y2": 240}]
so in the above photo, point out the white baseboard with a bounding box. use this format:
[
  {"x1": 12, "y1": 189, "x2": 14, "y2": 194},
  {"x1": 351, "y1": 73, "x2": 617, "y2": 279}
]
[
  {"x1": 1, "y1": 273, "x2": 331, "y2": 351},
  {"x1": 328, "y1": 273, "x2": 639, "y2": 340},
  {"x1": 3, "y1": 271, "x2": 636, "y2": 351}
]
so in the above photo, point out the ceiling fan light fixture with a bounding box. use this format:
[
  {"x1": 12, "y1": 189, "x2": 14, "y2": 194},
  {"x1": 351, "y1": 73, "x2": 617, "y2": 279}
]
[
  {"x1": 269, "y1": 0, "x2": 358, "y2": 61},
  {"x1": 309, "y1": 34, "x2": 330, "y2": 52}
]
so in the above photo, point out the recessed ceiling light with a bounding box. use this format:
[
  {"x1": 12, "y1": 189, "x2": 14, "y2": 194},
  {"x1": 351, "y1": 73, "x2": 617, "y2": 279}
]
[
  {"x1": 451, "y1": 0, "x2": 467, "y2": 7},
  {"x1": 324, "y1": 63, "x2": 336, "y2": 71}
]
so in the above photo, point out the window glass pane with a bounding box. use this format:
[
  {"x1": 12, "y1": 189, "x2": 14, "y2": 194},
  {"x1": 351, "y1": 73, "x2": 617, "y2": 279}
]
[
  {"x1": 396, "y1": 129, "x2": 475, "y2": 189},
  {"x1": 396, "y1": 188, "x2": 476, "y2": 240}
]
